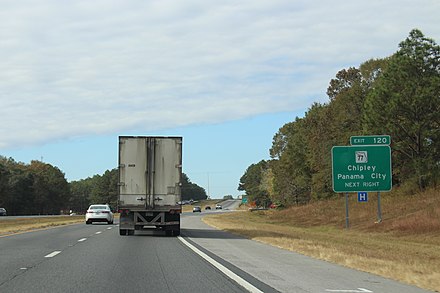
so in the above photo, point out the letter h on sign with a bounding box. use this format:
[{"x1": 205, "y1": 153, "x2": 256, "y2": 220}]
[{"x1": 358, "y1": 192, "x2": 368, "y2": 202}]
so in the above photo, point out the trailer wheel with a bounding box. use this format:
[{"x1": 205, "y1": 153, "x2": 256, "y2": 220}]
[
  {"x1": 119, "y1": 229, "x2": 127, "y2": 236},
  {"x1": 172, "y1": 229, "x2": 180, "y2": 236}
]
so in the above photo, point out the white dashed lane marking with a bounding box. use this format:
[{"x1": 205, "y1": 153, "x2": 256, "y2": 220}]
[
  {"x1": 44, "y1": 251, "x2": 61, "y2": 258},
  {"x1": 43, "y1": 228, "x2": 110, "y2": 260}
]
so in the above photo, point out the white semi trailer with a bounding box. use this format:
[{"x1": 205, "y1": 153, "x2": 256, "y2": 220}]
[{"x1": 118, "y1": 136, "x2": 182, "y2": 236}]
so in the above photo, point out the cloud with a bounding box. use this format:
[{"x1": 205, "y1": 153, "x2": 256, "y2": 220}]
[{"x1": 0, "y1": 0, "x2": 439, "y2": 149}]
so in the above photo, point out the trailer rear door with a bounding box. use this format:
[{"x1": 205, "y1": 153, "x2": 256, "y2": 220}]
[{"x1": 118, "y1": 136, "x2": 182, "y2": 209}]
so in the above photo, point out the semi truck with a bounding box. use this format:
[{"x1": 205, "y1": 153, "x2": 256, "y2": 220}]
[{"x1": 118, "y1": 136, "x2": 183, "y2": 236}]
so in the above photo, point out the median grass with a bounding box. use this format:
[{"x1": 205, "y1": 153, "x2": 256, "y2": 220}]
[
  {"x1": 203, "y1": 189, "x2": 440, "y2": 292},
  {"x1": 0, "y1": 216, "x2": 85, "y2": 236}
]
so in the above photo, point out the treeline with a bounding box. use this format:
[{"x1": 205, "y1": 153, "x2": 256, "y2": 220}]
[
  {"x1": 181, "y1": 173, "x2": 208, "y2": 201},
  {"x1": 69, "y1": 169, "x2": 119, "y2": 213},
  {"x1": 0, "y1": 157, "x2": 70, "y2": 215},
  {"x1": 0, "y1": 156, "x2": 206, "y2": 215},
  {"x1": 239, "y1": 29, "x2": 440, "y2": 206}
]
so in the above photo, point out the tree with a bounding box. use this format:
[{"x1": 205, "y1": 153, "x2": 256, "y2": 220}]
[
  {"x1": 0, "y1": 159, "x2": 10, "y2": 208},
  {"x1": 270, "y1": 118, "x2": 311, "y2": 205},
  {"x1": 0, "y1": 157, "x2": 35, "y2": 215},
  {"x1": 89, "y1": 169, "x2": 118, "y2": 207},
  {"x1": 6, "y1": 168, "x2": 34, "y2": 215},
  {"x1": 364, "y1": 29, "x2": 440, "y2": 190},
  {"x1": 69, "y1": 169, "x2": 118, "y2": 211},
  {"x1": 302, "y1": 103, "x2": 335, "y2": 199},
  {"x1": 28, "y1": 161, "x2": 70, "y2": 214},
  {"x1": 69, "y1": 179, "x2": 93, "y2": 213},
  {"x1": 238, "y1": 160, "x2": 271, "y2": 207},
  {"x1": 181, "y1": 173, "x2": 207, "y2": 200}
]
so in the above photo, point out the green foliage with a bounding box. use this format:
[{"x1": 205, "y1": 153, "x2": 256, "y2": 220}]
[
  {"x1": 270, "y1": 118, "x2": 311, "y2": 204},
  {"x1": 69, "y1": 178, "x2": 93, "y2": 213},
  {"x1": 181, "y1": 173, "x2": 207, "y2": 200},
  {"x1": 364, "y1": 29, "x2": 440, "y2": 190},
  {"x1": 238, "y1": 160, "x2": 271, "y2": 207},
  {"x1": 0, "y1": 156, "x2": 69, "y2": 215},
  {"x1": 303, "y1": 103, "x2": 336, "y2": 199},
  {"x1": 28, "y1": 160, "x2": 70, "y2": 214},
  {"x1": 69, "y1": 169, "x2": 118, "y2": 211}
]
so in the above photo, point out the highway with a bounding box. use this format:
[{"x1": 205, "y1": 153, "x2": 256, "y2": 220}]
[{"x1": 0, "y1": 205, "x2": 431, "y2": 293}]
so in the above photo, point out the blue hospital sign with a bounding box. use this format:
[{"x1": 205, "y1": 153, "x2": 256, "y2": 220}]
[{"x1": 358, "y1": 192, "x2": 368, "y2": 202}]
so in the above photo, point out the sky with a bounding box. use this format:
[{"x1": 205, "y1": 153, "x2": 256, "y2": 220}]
[{"x1": 1, "y1": 1, "x2": 439, "y2": 198}]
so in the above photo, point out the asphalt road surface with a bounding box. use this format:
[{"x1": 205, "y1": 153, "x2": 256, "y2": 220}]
[{"x1": 0, "y1": 205, "x2": 431, "y2": 293}]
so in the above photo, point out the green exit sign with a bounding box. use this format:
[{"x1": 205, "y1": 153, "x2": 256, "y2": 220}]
[
  {"x1": 332, "y1": 145, "x2": 392, "y2": 193},
  {"x1": 350, "y1": 135, "x2": 390, "y2": 146}
]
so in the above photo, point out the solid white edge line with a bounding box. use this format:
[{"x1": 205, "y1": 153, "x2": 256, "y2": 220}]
[
  {"x1": 178, "y1": 236, "x2": 263, "y2": 293},
  {"x1": 44, "y1": 251, "x2": 61, "y2": 258}
]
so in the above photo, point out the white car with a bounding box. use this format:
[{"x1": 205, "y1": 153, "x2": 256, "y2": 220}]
[{"x1": 85, "y1": 204, "x2": 114, "y2": 224}]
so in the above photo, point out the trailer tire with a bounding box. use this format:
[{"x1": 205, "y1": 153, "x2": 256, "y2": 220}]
[
  {"x1": 119, "y1": 229, "x2": 127, "y2": 236},
  {"x1": 172, "y1": 229, "x2": 180, "y2": 236}
]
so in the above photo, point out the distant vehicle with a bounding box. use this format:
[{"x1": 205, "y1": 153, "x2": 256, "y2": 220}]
[
  {"x1": 0, "y1": 208, "x2": 6, "y2": 216},
  {"x1": 205, "y1": 206, "x2": 211, "y2": 210},
  {"x1": 193, "y1": 206, "x2": 201, "y2": 213},
  {"x1": 85, "y1": 204, "x2": 114, "y2": 224},
  {"x1": 216, "y1": 204, "x2": 222, "y2": 210}
]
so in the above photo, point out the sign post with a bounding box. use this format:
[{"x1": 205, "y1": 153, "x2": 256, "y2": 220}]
[
  {"x1": 345, "y1": 193, "x2": 349, "y2": 229},
  {"x1": 377, "y1": 192, "x2": 382, "y2": 223}
]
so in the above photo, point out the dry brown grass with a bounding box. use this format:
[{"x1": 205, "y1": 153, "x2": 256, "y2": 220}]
[
  {"x1": 203, "y1": 189, "x2": 440, "y2": 292},
  {"x1": 0, "y1": 216, "x2": 84, "y2": 236}
]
